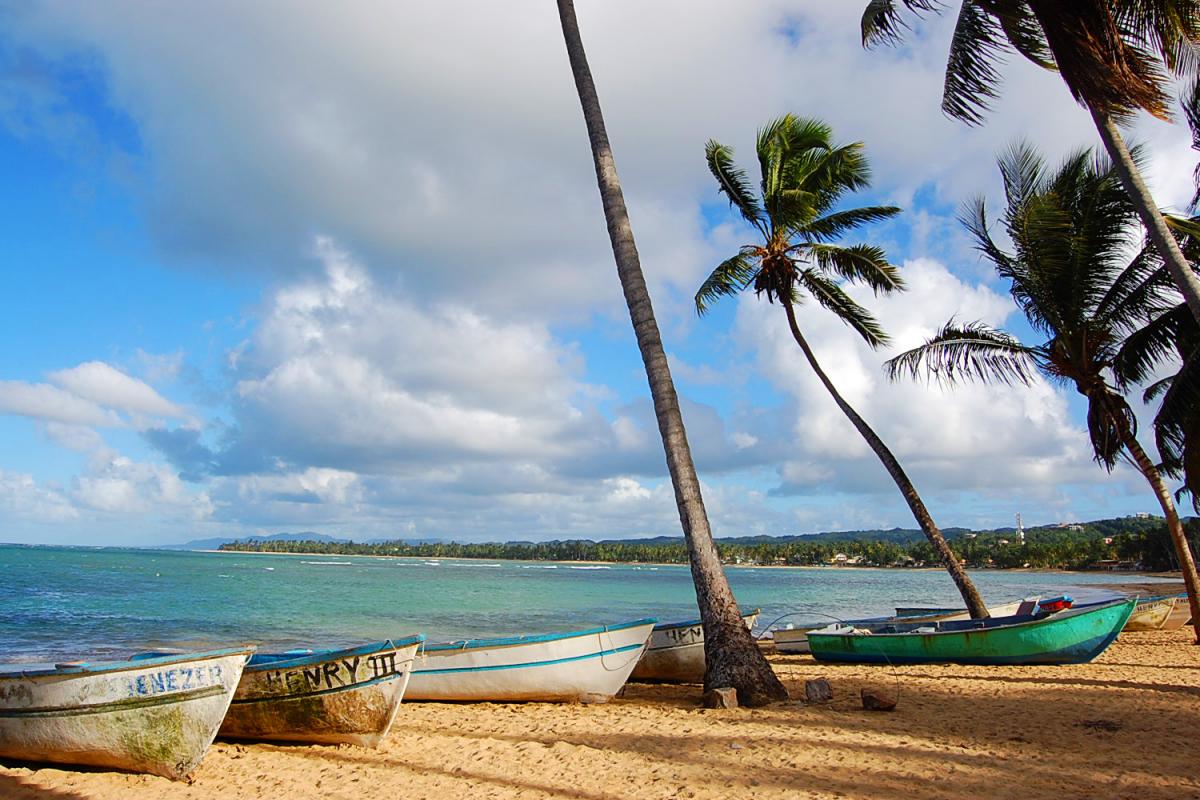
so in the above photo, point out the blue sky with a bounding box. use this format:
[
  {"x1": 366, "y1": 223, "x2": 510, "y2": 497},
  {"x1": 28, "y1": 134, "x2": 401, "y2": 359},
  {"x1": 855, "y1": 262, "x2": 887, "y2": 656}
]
[{"x1": 0, "y1": 2, "x2": 1194, "y2": 546}]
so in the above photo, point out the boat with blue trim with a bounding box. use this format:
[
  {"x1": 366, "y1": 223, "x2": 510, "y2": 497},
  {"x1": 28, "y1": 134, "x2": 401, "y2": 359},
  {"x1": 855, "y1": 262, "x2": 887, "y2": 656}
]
[
  {"x1": 630, "y1": 609, "x2": 759, "y2": 684},
  {"x1": 0, "y1": 647, "x2": 252, "y2": 779},
  {"x1": 405, "y1": 618, "x2": 656, "y2": 703},
  {"x1": 805, "y1": 598, "x2": 1135, "y2": 665},
  {"x1": 216, "y1": 635, "x2": 424, "y2": 746}
]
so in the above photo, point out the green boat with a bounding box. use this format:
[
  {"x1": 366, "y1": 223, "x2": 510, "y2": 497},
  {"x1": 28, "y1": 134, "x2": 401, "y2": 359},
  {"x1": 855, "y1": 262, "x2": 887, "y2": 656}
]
[{"x1": 806, "y1": 598, "x2": 1135, "y2": 666}]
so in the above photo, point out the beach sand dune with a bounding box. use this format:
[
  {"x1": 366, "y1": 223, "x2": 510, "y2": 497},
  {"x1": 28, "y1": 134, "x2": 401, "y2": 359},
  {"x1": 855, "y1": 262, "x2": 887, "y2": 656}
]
[{"x1": 2, "y1": 630, "x2": 1197, "y2": 800}]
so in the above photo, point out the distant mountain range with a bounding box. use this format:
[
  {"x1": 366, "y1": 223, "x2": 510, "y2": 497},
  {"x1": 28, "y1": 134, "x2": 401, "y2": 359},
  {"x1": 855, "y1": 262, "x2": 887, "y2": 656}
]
[{"x1": 160, "y1": 517, "x2": 1166, "y2": 551}]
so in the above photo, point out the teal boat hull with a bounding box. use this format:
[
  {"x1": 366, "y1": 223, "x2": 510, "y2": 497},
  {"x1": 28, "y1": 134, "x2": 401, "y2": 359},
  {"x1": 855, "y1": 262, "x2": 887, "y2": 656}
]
[{"x1": 807, "y1": 599, "x2": 1135, "y2": 666}]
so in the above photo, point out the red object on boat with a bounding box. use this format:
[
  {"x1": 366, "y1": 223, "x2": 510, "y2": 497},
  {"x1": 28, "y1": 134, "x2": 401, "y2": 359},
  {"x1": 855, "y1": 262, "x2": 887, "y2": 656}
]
[{"x1": 1037, "y1": 596, "x2": 1073, "y2": 613}]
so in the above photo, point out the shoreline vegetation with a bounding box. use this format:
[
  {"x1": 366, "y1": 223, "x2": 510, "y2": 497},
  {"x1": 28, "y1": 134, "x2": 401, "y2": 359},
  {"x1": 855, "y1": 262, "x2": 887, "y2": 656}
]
[{"x1": 218, "y1": 514, "x2": 1199, "y2": 573}]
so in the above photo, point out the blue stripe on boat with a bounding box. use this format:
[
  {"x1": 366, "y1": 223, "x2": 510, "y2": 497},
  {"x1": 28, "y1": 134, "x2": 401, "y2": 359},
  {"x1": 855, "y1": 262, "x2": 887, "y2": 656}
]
[
  {"x1": 651, "y1": 610, "x2": 759, "y2": 631},
  {"x1": 416, "y1": 642, "x2": 645, "y2": 675},
  {"x1": 0, "y1": 647, "x2": 253, "y2": 678},
  {"x1": 422, "y1": 619, "x2": 656, "y2": 652},
  {"x1": 244, "y1": 635, "x2": 424, "y2": 670}
]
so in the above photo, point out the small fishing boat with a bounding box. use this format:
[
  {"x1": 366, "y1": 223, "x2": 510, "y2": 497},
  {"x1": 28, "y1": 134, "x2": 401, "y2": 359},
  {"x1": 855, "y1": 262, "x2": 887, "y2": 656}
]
[
  {"x1": 1123, "y1": 597, "x2": 1177, "y2": 631},
  {"x1": 1159, "y1": 595, "x2": 1193, "y2": 632},
  {"x1": 629, "y1": 609, "x2": 759, "y2": 684},
  {"x1": 406, "y1": 618, "x2": 656, "y2": 703},
  {"x1": 217, "y1": 636, "x2": 423, "y2": 746},
  {"x1": 806, "y1": 598, "x2": 1134, "y2": 665},
  {"x1": 771, "y1": 599, "x2": 1037, "y2": 655},
  {"x1": 0, "y1": 647, "x2": 252, "y2": 780}
]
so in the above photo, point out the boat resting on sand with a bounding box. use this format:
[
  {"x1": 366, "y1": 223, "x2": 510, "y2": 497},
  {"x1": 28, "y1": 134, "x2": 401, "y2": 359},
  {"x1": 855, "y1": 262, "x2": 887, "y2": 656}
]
[
  {"x1": 0, "y1": 647, "x2": 251, "y2": 780},
  {"x1": 1159, "y1": 595, "x2": 1193, "y2": 632},
  {"x1": 405, "y1": 619, "x2": 656, "y2": 703},
  {"x1": 1124, "y1": 597, "x2": 1178, "y2": 631},
  {"x1": 216, "y1": 636, "x2": 423, "y2": 747},
  {"x1": 772, "y1": 600, "x2": 1029, "y2": 654},
  {"x1": 806, "y1": 598, "x2": 1134, "y2": 665},
  {"x1": 630, "y1": 610, "x2": 759, "y2": 684}
]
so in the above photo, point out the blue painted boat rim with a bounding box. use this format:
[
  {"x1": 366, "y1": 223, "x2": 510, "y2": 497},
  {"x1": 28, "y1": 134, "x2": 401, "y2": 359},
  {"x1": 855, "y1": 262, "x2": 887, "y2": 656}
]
[
  {"x1": 651, "y1": 610, "x2": 759, "y2": 632},
  {"x1": 415, "y1": 641, "x2": 646, "y2": 675},
  {"x1": 422, "y1": 618, "x2": 657, "y2": 652},
  {"x1": 0, "y1": 646, "x2": 255, "y2": 679},
  {"x1": 806, "y1": 598, "x2": 1134, "y2": 641},
  {"x1": 245, "y1": 635, "x2": 425, "y2": 670}
]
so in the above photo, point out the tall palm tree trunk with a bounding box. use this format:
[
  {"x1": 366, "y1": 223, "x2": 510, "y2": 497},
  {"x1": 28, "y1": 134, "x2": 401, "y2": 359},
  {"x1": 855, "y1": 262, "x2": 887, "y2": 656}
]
[
  {"x1": 1091, "y1": 109, "x2": 1200, "y2": 324},
  {"x1": 556, "y1": 0, "x2": 787, "y2": 704},
  {"x1": 1121, "y1": 432, "x2": 1200, "y2": 643},
  {"x1": 782, "y1": 301, "x2": 990, "y2": 618}
]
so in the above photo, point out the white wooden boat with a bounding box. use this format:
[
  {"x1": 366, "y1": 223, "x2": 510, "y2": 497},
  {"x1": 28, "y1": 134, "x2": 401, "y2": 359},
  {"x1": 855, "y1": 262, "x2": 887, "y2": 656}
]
[
  {"x1": 406, "y1": 619, "x2": 656, "y2": 703},
  {"x1": 1159, "y1": 596, "x2": 1192, "y2": 632},
  {"x1": 1124, "y1": 596, "x2": 1178, "y2": 631},
  {"x1": 218, "y1": 635, "x2": 423, "y2": 746},
  {"x1": 0, "y1": 647, "x2": 252, "y2": 780},
  {"x1": 630, "y1": 610, "x2": 759, "y2": 684},
  {"x1": 772, "y1": 599, "x2": 1033, "y2": 654}
]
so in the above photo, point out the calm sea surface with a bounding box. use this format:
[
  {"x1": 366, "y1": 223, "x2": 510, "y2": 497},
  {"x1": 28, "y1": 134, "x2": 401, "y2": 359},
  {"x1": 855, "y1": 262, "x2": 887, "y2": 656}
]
[{"x1": 0, "y1": 545, "x2": 1174, "y2": 662}]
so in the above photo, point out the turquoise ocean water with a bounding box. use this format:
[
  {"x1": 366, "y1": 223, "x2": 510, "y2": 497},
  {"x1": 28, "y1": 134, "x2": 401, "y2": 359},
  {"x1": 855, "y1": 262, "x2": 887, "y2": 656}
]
[{"x1": 0, "y1": 544, "x2": 1173, "y2": 663}]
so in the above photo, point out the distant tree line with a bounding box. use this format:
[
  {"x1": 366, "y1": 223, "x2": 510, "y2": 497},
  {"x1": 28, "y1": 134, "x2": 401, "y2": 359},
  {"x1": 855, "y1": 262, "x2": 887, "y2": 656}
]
[{"x1": 219, "y1": 516, "x2": 1198, "y2": 572}]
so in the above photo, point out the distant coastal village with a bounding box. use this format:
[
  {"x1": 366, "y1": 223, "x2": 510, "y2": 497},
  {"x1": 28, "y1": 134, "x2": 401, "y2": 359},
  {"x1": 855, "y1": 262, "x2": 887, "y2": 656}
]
[{"x1": 219, "y1": 514, "x2": 1197, "y2": 572}]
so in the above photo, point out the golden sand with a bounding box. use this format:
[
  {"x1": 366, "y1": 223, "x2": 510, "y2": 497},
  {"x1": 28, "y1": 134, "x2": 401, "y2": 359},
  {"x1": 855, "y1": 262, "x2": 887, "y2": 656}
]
[{"x1": 3, "y1": 629, "x2": 1197, "y2": 800}]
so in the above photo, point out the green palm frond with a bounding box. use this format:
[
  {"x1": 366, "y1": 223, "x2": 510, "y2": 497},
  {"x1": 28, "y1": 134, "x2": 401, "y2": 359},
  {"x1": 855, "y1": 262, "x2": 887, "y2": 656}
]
[
  {"x1": 695, "y1": 251, "x2": 759, "y2": 316},
  {"x1": 942, "y1": 1, "x2": 1010, "y2": 125},
  {"x1": 799, "y1": 269, "x2": 889, "y2": 348},
  {"x1": 861, "y1": 0, "x2": 943, "y2": 47},
  {"x1": 1151, "y1": 341, "x2": 1200, "y2": 509},
  {"x1": 885, "y1": 320, "x2": 1039, "y2": 386},
  {"x1": 1113, "y1": 304, "x2": 1195, "y2": 387},
  {"x1": 803, "y1": 206, "x2": 901, "y2": 243},
  {"x1": 806, "y1": 243, "x2": 904, "y2": 295},
  {"x1": 993, "y1": 3, "x2": 1055, "y2": 69},
  {"x1": 706, "y1": 140, "x2": 766, "y2": 236}
]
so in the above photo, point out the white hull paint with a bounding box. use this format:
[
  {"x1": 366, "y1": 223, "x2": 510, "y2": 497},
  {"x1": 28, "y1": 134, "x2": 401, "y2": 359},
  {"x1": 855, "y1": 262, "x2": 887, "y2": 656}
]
[
  {"x1": 220, "y1": 637, "x2": 422, "y2": 747},
  {"x1": 1160, "y1": 598, "x2": 1192, "y2": 632},
  {"x1": 630, "y1": 611, "x2": 759, "y2": 684},
  {"x1": 406, "y1": 620, "x2": 655, "y2": 703},
  {"x1": 1124, "y1": 598, "x2": 1176, "y2": 631},
  {"x1": 0, "y1": 648, "x2": 251, "y2": 780}
]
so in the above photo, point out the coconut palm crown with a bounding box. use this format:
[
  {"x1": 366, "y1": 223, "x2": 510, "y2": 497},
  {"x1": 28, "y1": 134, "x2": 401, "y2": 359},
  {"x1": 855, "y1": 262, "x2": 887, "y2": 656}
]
[
  {"x1": 887, "y1": 142, "x2": 1200, "y2": 641},
  {"x1": 696, "y1": 114, "x2": 902, "y2": 343}
]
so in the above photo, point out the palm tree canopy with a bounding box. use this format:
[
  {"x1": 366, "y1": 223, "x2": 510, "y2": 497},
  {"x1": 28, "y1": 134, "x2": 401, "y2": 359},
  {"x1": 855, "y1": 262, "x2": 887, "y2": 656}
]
[
  {"x1": 697, "y1": 114, "x2": 901, "y2": 348},
  {"x1": 888, "y1": 144, "x2": 1182, "y2": 469},
  {"x1": 862, "y1": 1, "x2": 1200, "y2": 123}
]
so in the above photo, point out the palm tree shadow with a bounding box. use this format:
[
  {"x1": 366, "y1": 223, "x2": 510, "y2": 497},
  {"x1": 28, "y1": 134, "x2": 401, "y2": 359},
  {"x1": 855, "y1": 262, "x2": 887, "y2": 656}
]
[{"x1": 0, "y1": 772, "x2": 95, "y2": 800}]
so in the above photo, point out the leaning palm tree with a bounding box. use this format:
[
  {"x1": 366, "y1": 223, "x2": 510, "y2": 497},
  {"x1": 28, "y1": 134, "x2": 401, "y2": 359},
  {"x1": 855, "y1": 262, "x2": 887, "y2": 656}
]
[
  {"x1": 555, "y1": 0, "x2": 787, "y2": 704},
  {"x1": 697, "y1": 114, "x2": 990, "y2": 619},
  {"x1": 859, "y1": 1, "x2": 1200, "y2": 324},
  {"x1": 887, "y1": 143, "x2": 1200, "y2": 642}
]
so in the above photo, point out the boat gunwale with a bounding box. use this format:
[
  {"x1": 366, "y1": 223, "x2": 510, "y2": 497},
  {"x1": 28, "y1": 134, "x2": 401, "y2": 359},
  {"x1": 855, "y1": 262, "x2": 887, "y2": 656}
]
[
  {"x1": 0, "y1": 647, "x2": 255, "y2": 679},
  {"x1": 650, "y1": 610, "x2": 759, "y2": 632},
  {"x1": 421, "y1": 618, "x2": 656, "y2": 653},
  {"x1": 243, "y1": 635, "x2": 424, "y2": 670},
  {"x1": 806, "y1": 598, "x2": 1134, "y2": 642}
]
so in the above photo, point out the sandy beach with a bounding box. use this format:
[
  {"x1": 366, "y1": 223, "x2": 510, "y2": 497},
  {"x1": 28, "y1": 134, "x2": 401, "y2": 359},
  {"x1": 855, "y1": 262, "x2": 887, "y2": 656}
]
[{"x1": 3, "y1": 628, "x2": 1197, "y2": 800}]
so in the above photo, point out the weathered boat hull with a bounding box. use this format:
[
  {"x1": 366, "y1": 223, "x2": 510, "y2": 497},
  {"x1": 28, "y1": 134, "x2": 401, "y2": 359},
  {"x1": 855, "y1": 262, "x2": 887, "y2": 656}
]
[
  {"x1": 1159, "y1": 596, "x2": 1192, "y2": 632},
  {"x1": 407, "y1": 619, "x2": 656, "y2": 703},
  {"x1": 0, "y1": 648, "x2": 251, "y2": 780},
  {"x1": 219, "y1": 636, "x2": 423, "y2": 747},
  {"x1": 630, "y1": 611, "x2": 759, "y2": 684},
  {"x1": 807, "y1": 599, "x2": 1134, "y2": 666},
  {"x1": 1124, "y1": 598, "x2": 1176, "y2": 631}
]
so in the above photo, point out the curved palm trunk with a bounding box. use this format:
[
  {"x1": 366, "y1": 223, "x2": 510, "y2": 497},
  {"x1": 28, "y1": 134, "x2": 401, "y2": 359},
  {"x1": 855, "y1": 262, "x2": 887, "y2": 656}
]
[
  {"x1": 1091, "y1": 109, "x2": 1200, "y2": 324},
  {"x1": 556, "y1": 0, "x2": 786, "y2": 704},
  {"x1": 1122, "y1": 433, "x2": 1200, "y2": 644},
  {"x1": 782, "y1": 301, "x2": 990, "y2": 618}
]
